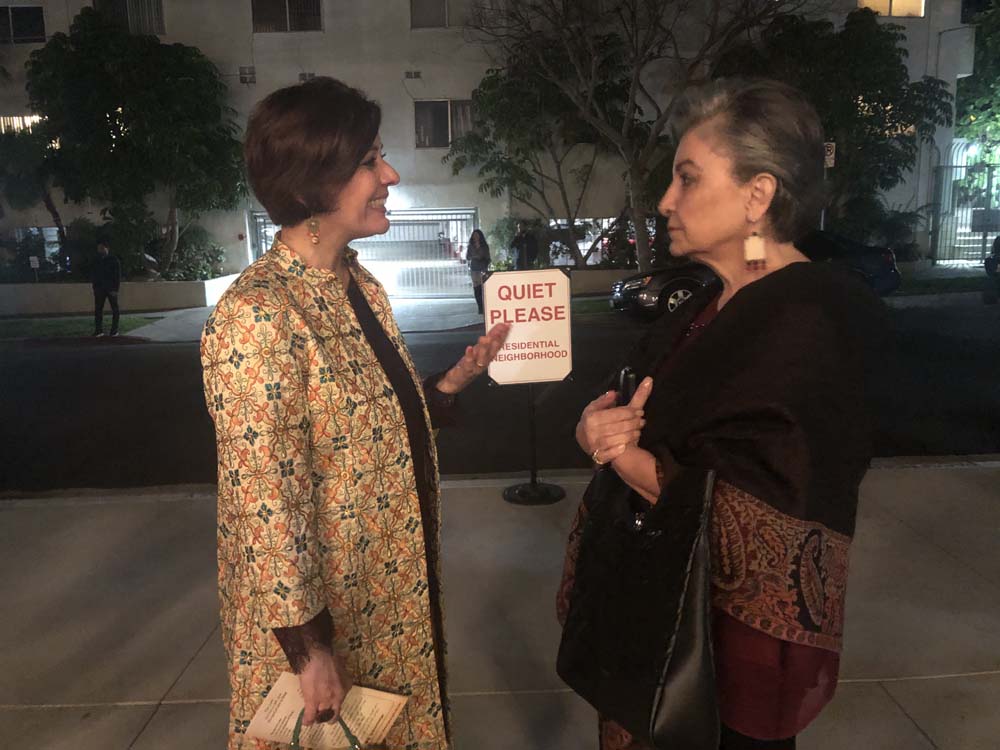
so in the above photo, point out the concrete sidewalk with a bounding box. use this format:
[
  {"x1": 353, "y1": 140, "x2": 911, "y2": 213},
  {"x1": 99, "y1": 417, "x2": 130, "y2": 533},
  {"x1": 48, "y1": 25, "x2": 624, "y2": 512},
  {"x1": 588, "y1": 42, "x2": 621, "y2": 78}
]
[
  {"x1": 2, "y1": 460, "x2": 999, "y2": 749},
  {"x1": 128, "y1": 297, "x2": 485, "y2": 342}
]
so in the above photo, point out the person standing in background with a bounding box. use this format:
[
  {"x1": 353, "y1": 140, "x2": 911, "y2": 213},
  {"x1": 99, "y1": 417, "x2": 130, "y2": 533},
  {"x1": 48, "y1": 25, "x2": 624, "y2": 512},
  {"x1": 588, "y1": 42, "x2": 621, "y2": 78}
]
[
  {"x1": 92, "y1": 240, "x2": 121, "y2": 337},
  {"x1": 467, "y1": 229, "x2": 491, "y2": 314},
  {"x1": 511, "y1": 222, "x2": 538, "y2": 270}
]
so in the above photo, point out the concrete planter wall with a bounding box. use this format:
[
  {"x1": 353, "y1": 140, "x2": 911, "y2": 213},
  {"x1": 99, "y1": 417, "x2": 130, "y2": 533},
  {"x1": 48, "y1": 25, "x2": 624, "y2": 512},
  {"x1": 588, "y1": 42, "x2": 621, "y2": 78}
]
[
  {"x1": 0, "y1": 274, "x2": 240, "y2": 316},
  {"x1": 897, "y1": 259, "x2": 934, "y2": 275},
  {"x1": 569, "y1": 268, "x2": 638, "y2": 295}
]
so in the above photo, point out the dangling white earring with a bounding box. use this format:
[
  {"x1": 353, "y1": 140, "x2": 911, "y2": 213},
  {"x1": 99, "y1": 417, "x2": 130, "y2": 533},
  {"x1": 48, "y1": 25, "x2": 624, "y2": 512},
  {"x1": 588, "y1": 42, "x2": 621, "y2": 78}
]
[{"x1": 744, "y1": 231, "x2": 766, "y2": 271}]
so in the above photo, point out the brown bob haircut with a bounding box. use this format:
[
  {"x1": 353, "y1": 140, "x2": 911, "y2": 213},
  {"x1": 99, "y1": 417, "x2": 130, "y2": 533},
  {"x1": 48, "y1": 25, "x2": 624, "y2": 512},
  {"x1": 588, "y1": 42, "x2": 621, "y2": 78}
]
[
  {"x1": 670, "y1": 78, "x2": 826, "y2": 243},
  {"x1": 244, "y1": 76, "x2": 381, "y2": 227}
]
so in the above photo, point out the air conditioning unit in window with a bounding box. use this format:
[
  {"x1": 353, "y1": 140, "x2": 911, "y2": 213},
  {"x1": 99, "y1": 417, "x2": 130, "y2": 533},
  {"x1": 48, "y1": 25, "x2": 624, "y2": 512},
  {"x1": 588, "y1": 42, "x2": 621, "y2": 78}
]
[
  {"x1": 298, "y1": 72, "x2": 315, "y2": 82},
  {"x1": 239, "y1": 66, "x2": 256, "y2": 84}
]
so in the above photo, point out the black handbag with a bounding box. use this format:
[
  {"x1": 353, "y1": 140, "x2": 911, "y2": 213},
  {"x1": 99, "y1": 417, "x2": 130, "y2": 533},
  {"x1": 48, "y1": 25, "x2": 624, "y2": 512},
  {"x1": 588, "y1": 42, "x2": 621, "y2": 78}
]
[{"x1": 556, "y1": 466, "x2": 720, "y2": 749}]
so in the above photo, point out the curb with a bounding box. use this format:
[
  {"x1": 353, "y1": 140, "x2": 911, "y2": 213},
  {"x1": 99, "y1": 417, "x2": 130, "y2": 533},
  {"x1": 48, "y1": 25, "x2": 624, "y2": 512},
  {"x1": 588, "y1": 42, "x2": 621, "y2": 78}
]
[{"x1": 3, "y1": 458, "x2": 999, "y2": 502}]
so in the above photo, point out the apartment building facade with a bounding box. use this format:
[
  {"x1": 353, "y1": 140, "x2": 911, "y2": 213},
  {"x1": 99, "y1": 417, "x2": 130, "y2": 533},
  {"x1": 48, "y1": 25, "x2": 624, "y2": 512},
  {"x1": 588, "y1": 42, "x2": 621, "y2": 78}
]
[{"x1": 0, "y1": 0, "x2": 978, "y2": 296}]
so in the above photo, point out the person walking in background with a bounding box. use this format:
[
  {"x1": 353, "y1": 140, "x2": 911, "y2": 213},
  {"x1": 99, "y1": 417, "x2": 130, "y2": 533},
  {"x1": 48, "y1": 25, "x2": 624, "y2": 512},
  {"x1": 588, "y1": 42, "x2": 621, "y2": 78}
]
[
  {"x1": 511, "y1": 222, "x2": 537, "y2": 270},
  {"x1": 467, "y1": 228, "x2": 491, "y2": 314},
  {"x1": 92, "y1": 240, "x2": 121, "y2": 337}
]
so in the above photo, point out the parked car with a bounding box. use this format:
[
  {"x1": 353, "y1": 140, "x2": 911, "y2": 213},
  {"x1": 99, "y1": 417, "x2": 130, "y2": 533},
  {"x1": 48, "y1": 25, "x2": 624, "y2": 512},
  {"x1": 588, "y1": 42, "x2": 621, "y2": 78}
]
[
  {"x1": 797, "y1": 230, "x2": 902, "y2": 296},
  {"x1": 610, "y1": 230, "x2": 901, "y2": 316},
  {"x1": 610, "y1": 262, "x2": 719, "y2": 315}
]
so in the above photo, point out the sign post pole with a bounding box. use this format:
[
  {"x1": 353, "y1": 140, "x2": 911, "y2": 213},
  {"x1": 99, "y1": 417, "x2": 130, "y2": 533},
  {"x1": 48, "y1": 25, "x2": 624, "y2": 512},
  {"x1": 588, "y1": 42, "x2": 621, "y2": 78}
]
[
  {"x1": 501, "y1": 382, "x2": 566, "y2": 505},
  {"x1": 482, "y1": 268, "x2": 572, "y2": 506},
  {"x1": 821, "y1": 142, "x2": 836, "y2": 231}
]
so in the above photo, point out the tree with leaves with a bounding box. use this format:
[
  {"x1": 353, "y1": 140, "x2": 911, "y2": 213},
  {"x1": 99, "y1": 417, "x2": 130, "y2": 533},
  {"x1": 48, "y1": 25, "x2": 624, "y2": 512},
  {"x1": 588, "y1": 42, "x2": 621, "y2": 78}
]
[
  {"x1": 713, "y1": 9, "x2": 953, "y2": 239},
  {"x1": 24, "y1": 7, "x2": 245, "y2": 276},
  {"x1": 444, "y1": 64, "x2": 605, "y2": 266},
  {"x1": 0, "y1": 130, "x2": 68, "y2": 252},
  {"x1": 957, "y1": 0, "x2": 1000, "y2": 153},
  {"x1": 469, "y1": 0, "x2": 813, "y2": 271}
]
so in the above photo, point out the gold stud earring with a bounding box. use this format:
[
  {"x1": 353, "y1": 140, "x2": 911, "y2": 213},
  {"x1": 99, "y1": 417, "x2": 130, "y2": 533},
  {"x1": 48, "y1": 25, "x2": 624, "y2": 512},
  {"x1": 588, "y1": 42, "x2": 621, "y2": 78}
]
[
  {"x1": 307, "y1": 218, "x2": 320, "y2": 245},
  {"x1": 744, "y1": 231, "x2": 766, "y2": 271}
]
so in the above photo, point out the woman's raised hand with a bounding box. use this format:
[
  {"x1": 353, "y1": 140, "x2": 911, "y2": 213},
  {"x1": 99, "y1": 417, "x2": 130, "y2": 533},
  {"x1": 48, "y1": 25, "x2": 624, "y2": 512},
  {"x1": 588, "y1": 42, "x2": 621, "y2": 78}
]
[
  {"x1": 575, "y1": 377, "x2": 653, "y2": 464},
  {"x1": 437, "y1": 323, "x2": 511, "y2": 394}
]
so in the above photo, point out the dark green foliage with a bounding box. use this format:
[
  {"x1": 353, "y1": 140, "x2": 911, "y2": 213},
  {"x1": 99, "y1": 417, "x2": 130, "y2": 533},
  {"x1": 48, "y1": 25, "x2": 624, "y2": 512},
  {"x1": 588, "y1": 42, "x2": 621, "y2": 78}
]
[
  {"x1": 63, "y1": 218, "x2": 100, "y2": 280},
  {"x1": 161, "y1": 225, "x2": 226, "y2": 281},
  {"x1": 0, "y1": 232, "x2": 51, "y2": 283},
  {"x1": 24, "y1": 7, "x2": 245, "y2": 277},
  {"x1": 99, "y1": 201, "x2": 159, "y2": 279},
  {"x1": 445, "y1": 59, "x2": 614, "y2": 266},
  {"x1": 957, "y1": 0, "x2": 1000, "y2": 151},
  {"x1": 713, "y1": 10, "x2": 953, "y2": 240}
]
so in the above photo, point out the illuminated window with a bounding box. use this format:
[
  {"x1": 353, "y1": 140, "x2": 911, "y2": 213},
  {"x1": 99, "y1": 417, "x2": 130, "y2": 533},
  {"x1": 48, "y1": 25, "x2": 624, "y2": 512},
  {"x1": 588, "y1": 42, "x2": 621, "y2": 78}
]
[
  {"x1": 415, "y1": 100, "x2": 473, "y2": 148},
  {"x1": 0, "y1": 6, "x2": 46, "y2": 44},
  {"x1": 0, "y1": 114, "x2": 42, "y2": 133},
  {"x1": 252, "y1": 0, "x2": 321, "y2": 32},
  {"x1": 858, "y1": 0, "x2": 925, "y2": 17}
]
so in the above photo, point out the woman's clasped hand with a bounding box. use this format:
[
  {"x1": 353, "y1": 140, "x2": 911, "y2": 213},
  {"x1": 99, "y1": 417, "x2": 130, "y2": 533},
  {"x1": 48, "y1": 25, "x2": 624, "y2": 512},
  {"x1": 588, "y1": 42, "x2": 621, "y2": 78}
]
[{"x1": 575, "y1": 376, "x2": 652, "y2": 465}]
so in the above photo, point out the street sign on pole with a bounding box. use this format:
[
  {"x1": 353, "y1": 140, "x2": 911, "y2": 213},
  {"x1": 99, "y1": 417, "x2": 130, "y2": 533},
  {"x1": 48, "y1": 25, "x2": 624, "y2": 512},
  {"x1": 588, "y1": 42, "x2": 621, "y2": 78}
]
[
  {"x1": 483, "y1": 268, "x2": 572, "y2": 385},
  {"x1": 824, "y1": 142, "x2": 836, "y2": 168}
]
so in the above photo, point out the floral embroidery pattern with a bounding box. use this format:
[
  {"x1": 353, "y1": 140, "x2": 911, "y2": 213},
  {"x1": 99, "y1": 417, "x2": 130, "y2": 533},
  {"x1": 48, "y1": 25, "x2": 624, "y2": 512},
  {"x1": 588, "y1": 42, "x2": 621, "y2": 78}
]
[{"x1": 202, "y1": 240, "x2": 447, "y2": 750}]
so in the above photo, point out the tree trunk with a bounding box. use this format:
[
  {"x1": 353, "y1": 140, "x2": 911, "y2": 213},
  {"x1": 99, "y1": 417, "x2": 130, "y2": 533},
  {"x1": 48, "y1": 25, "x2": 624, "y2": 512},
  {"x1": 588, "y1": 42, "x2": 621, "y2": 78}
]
[
  {"x1": 568, "y1": 234, "x2": 586, "y2": 268},
  {"x1": 42, "y1": 187, "x2": 69, "y2": 256},
  {"x1": 160, "y1": 190, "x2": 180, "y2": 275},
  {"x1": 627, "y1": 167, "x2": 652, "y2": 272}
]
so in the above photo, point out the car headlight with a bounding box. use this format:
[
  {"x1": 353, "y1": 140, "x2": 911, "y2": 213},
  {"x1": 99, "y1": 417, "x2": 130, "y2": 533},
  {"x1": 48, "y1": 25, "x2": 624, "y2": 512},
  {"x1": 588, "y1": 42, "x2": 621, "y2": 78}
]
[{"x1": 623, "y1": 276, "x2": 653, "y2": 290}]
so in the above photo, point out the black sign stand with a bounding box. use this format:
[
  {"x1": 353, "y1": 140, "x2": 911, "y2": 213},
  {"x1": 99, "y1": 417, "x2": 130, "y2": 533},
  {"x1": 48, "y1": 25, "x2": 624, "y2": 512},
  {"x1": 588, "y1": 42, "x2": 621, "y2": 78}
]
[{"x1": 500, "y1": 384, "x2": 566, "y2": 506}]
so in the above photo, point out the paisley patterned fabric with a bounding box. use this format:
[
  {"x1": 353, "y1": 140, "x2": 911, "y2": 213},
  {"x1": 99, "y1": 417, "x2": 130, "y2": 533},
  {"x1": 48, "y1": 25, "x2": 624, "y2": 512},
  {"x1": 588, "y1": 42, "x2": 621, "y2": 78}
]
[
  {"x1": 711, "y1": 482, "x2": 849, "y2": 652},
  {"x1": 201, "y1": 239, "x2": 448, "y2": 750},
  {"x1": 557, "y1": 481, "x2": 833, "y2": 750}
]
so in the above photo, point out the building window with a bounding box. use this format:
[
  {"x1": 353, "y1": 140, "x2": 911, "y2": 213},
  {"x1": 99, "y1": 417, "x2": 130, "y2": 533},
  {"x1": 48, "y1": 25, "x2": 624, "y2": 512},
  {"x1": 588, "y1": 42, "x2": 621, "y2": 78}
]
[
  {"x1": 252, "y1": 0, "x2": 322, "y2": 32},
  {"x1": 415, "y1": 100, "x2": 472, "y2": 148},
  {"x1": 858, "y1": 0, "x2": 925, "y2": 17},
  {"x1": 0, "y1": 114, "x2": 42, "y2": 134},
  {"x1": 93, "y1": 0, "x2": 165, "y2": 34},
  {"x1": 0, "y1": 6, "x2": 46, "y2": 44},
  {"x1": 411, "y1": 0, "x2": 446, "y2": 28}
]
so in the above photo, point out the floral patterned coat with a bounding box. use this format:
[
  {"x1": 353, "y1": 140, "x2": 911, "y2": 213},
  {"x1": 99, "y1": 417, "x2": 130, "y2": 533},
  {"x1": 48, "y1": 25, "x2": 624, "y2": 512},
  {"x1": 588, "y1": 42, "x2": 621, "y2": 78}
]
[{"x1": 201, "y1": 240, "x2": 449, "y2": 750}]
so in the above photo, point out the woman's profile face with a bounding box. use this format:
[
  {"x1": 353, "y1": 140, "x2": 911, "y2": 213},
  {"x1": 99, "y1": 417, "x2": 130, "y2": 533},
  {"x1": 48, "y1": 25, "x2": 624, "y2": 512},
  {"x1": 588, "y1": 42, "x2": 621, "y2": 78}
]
[
  {"x1": 657, "y1": 123, "x2": 752, "y2": 261},
  {"x1": 326, "y1": 136, "x2": 400, "y2": 243}
]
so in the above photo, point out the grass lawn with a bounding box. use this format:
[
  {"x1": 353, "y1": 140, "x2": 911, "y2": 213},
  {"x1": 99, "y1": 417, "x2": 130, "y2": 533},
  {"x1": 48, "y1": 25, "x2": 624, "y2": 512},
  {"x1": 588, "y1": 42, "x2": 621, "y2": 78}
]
[
  {"x1": 0, "y1": 315, "x2": 163, "y2": 340},
  {"x1": 571, "y1": 296, "x2": 614, "y2": 315}
]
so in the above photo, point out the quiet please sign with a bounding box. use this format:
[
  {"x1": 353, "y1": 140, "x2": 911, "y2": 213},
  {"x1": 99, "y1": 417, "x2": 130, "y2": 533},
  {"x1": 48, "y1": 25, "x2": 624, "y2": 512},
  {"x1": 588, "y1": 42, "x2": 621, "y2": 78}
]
[{"x1": 483, "y1": 268, "x2": 572, "y2": 385}]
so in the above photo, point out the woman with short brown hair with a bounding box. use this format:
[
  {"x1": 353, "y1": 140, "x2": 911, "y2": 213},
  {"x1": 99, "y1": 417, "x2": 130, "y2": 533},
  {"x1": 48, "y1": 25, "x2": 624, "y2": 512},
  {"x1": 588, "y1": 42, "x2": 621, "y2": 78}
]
[{"x1": 203, "y1": 76, "x2": 508, "y2": 750}]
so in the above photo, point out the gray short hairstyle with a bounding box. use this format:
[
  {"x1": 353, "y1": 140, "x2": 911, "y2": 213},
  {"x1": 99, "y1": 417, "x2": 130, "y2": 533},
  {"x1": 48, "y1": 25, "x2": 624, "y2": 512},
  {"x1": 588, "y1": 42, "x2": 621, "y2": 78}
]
[{"x1": 669, "y1": 79, "x2": 826, "y2": 243}]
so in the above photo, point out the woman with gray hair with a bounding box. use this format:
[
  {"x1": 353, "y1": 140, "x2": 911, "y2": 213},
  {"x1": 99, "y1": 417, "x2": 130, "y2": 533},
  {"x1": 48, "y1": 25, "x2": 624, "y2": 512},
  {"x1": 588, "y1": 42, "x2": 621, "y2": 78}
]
[{"x1": 559, "y1": 79, "x2": 887, "y2": 749}]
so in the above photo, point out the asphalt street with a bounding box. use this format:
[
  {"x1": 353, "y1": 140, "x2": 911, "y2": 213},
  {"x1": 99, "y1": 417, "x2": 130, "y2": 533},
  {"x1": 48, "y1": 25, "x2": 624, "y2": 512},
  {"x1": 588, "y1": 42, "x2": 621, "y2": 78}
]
[{"x1": 2, "y1": 302, "x2": 998, "y2": 492}]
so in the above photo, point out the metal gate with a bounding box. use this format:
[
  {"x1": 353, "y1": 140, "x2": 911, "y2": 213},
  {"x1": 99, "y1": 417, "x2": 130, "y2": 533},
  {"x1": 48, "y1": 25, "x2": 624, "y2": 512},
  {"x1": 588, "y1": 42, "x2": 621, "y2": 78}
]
[
  {"x1": 930, "y1": 163, "x2": 999, "y2": 264},
  {"x1": 250, "y1": 208, "x2": 477, "y2": 298},
  {"x1": 352, "y1": 208, "x2": 477, "y2": 298}
]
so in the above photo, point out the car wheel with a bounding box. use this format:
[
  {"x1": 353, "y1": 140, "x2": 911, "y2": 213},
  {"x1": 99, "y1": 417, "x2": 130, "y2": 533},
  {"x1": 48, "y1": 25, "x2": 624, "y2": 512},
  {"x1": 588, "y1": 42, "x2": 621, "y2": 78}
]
[{"x1": 659, "y1": 284, "x2": 695, "y2": 314}]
